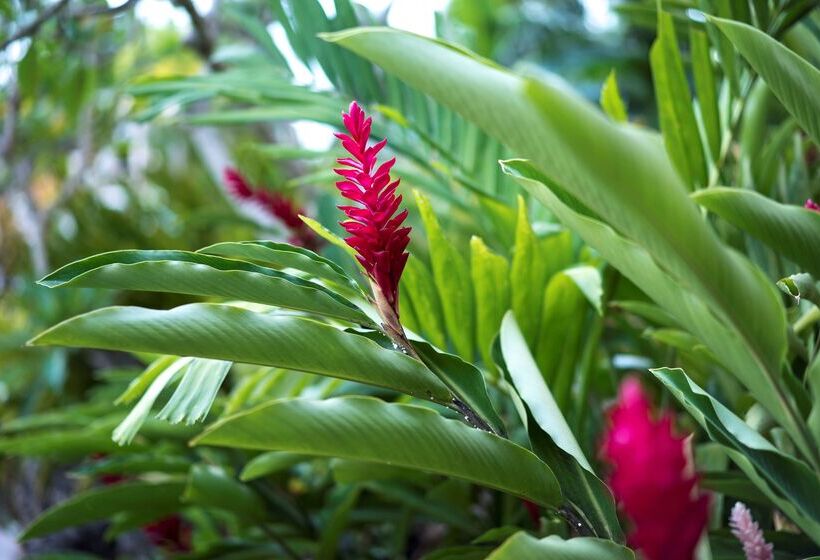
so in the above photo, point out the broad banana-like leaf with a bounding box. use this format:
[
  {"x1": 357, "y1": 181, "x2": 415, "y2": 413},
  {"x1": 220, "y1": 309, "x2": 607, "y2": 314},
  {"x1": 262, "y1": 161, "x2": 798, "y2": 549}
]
[
  {"x1": 30, "y1": 303, "x2": 451, "y2": 403},
  {"x1": 40, "y1": 250, "x2": 369, "y2": 324},
  {"x1": 195, "y1": 396, "x2": 561, "y2": 506}
]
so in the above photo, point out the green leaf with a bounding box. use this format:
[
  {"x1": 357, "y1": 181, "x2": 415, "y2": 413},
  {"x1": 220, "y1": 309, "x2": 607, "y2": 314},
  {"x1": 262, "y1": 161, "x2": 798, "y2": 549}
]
[
  {"x1": 510, "y1": 197, "x2": 549, "y2": 346},
  {"x1": 711, "y1": 16, "x2": 820, "y2": 145},
  {"x1": 692, "y1": 188, "x2": 820, "y2": 278},
  {"x1": 652, "y1": 367, "x2": 820, "y2": 543},
  {"x1": 470, "y1": 236, "x2": 511, "y2": 367},
  {"x1": 299, "y1": 215, "x2": 358, "y2": 258},
  {"x1": 415, "y1": 190, "x2": 475, "y2": 359},
  {"x1": 21, "y1": 481, "x2": 185, "y2": 540},
  {"x1": 562, "y1": 265, "x2": 603, "y2": 315},
  {"x1": 115, "y1": 355, "x2": 178, "y2": 405},
  {"x1": 487, "y1": 532, "x2": 634, "y2": 560},
  {"x1": 31, "y1": 304, "x2": 451, "y2": 403},
  {"x1": 777, "y1": 273, "x2": 820, "y2": 308},
  {"x1": 413, "y1": 340, "x2": 505, "y2": 436},
  {"x1": 183, "y1": 464, "x2": 267, "y2": 522},
  {"x1": 318, "y1": 486, "x2": 361, "y2": 560},
  {"x1": 650, "y1": 12, "x2": 707, "y2": 187},
  {"x1": 157, "y1": 358, "x2": 232, "y2": 424},
  {"x1": 400, "y1": 256, "x2": 448, "y2": 349},
  {"x1": 195, "y1": 396, "x2": 561, "y2": 507},
  {"x1": 599, "y1": 70, "x2": 627, "y2": 122},
  {"x1": 39, "y1": 250, "x2": 369, "y2": 324},
  {"x1": 499, "y1": 313, "x2": 623, "y2": 542},
  {"x1": 690, "y1": 27, "x2": 721, "y2": 162},
  {"x1": 500, "y1": 159, "x2": 812, "y2": 466},
  {"x1": 198, "y1": 240, "x2": 359, "y2": 293},
  {"x1": 534, "y1": 272, "x2": 587, "y2": 410},
  {"x1": 808, "y1": 355, "x2": 820, "y2": 450},
  {"x1": 112, "y1": 357, "x2": 191, "y2": 445},
  {"x1": 240, "y1": 452, "x2": 312, "y2": 481}
]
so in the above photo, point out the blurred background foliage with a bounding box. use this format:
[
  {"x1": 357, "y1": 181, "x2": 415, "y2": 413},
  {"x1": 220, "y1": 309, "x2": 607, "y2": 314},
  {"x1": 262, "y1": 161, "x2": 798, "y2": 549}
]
[{"x1": 1, "y1": 0, "x2": 818, "y2": 558}]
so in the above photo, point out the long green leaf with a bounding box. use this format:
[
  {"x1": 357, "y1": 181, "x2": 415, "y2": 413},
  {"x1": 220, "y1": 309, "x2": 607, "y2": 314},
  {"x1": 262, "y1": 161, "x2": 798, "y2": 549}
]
[
  {"x1": 499, "y1": 313, "x2": 623, "y2": 542},
  {"x1": 415, "y1": 190, "x2": 475, "y2": 359},
  {"x1": 692, "y1": 187, "x2": 820, "y2": 277},
  {"x1": 510, "y1": 197, "x2": 549, "y2": 346},
  {"x1": 400, "y1": 256, "x2": 448, "y2": 349},
  {"x1": 40, "y1": 250, "x2": 369, "y2": 324},
  {"x1": 198, "y1": 240, "x2": 359, "y2": 293},
  {"x1": 690, "y1": 27, "x2": 721, "y2": 162},
  {"x1": 534, "y1": 272, "x2": 587, "y2": 410},
  {"x1": 21, "y1": 481, "x2": 185, "y2": 540},
  {"x1": 30, "y1": 303, "x2": 451, "y2": 403},
  {"x1": 650, "y1": 12, "x2": 707, "y2": 187},
  {"x1": 711, "y1": 16, "x2": 820, "y2": 145},
  {"x1": 470, "y1": 236, "x2": 510, "y2": 368},
  {"x1": 195, "y1": 396, "x2": 561, "y2": 507}
]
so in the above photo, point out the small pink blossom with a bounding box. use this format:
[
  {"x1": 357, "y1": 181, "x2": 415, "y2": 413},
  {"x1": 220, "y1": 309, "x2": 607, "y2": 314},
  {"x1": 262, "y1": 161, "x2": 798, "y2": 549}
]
[
  {"x1": 805, "y1": 199, "x2": 820, "y2": 212},
  {"x1": 730, "y1": 502, "x2": 773, "y2": 560},
  {"x1": 601, "y1": 377, "x2": 709, "y2": 560}
]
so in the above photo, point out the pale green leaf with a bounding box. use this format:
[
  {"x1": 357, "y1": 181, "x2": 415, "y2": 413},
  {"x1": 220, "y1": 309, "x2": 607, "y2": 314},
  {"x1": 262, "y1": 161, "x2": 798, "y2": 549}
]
[
  {"x1": 599, "y1": 70, "x2": 627, "y2": 122},
  {"x1": 712, "y1": 16, "x2": 820, "y2": 145}
]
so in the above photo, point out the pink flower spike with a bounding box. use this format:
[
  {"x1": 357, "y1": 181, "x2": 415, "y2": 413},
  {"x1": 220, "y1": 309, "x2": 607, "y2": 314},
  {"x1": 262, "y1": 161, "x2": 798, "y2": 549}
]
[
  {"x1": 224, "y1": 167, "x2": 254, "y2": 199},
  {"x1": 601, "y1": 377, "x2": 709, "y2": 560},
  {"x1": 730, "y1": 502, "x2": 774, "y2": 560},
  {"x1": 805, "y1": 199, "x2": 820, "y2": 212},
  {"x1": 223, "y1": 167, "x2": 320, "y2": 250},
  {"x1": 335, "y1": 101, "x2": 410, "y2": 332}
]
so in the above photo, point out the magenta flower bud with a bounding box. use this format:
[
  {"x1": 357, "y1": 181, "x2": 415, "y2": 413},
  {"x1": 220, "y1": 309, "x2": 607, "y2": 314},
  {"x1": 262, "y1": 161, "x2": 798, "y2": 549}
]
[
  {"x1": 805, "y1": 199, "x2": 820, "y2": 212},
  {"x1": 601, "y1": 377, "x2": 709, "y2": 560}
]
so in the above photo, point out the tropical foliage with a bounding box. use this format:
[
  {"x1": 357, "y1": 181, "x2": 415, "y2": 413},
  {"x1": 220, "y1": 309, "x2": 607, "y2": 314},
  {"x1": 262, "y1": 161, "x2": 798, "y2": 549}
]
[{"x1": 1, "y1": 0, "x2": 819, "y2": 558}]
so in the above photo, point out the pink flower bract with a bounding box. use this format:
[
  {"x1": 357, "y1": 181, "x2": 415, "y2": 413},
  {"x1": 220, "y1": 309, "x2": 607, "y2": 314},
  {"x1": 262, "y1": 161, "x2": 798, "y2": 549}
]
[
  {"x1": 601, "y1": 377, "x2": 709, "y2": 560},
  {"x1": 335, "y1": 101, "x2": 410, "y2": 311},
  {"x1": 730, "y1": 502, "x2": 773, "y2": 560},
  {"x1": 805, "y1": 199, "x2": 820, "y2": 212}
]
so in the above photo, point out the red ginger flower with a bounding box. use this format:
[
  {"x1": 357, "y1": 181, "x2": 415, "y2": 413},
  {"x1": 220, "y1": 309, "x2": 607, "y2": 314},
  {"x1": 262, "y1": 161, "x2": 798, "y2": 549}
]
[
  {"x1": 335, "y1": 101, "x2": 410, "y2": 321},
  {"x1": 805, "y1": 199, "x2": 820, "y2": 212},
  {"x1": 224, "y1": 167, "x2": 320, "y2": 250},
  {"x1": 601, "y1": 377, "x2": 709, "y2": 560}
]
